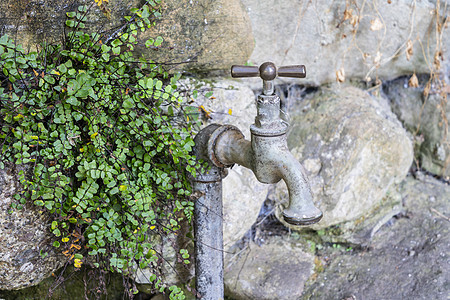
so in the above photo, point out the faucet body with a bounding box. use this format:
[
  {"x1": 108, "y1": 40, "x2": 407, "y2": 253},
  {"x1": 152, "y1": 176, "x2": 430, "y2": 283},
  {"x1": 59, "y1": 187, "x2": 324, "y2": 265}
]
[
  {"x1": 192, "y1": 62, "x2": 322, "y2": 300},
  {"x1": 211, "y1": 93, "x2": 322, "y2": 225}
]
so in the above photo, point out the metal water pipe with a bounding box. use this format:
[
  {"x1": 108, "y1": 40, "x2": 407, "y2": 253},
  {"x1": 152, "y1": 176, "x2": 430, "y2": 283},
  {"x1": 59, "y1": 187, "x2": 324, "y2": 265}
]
[{"x1": 192, "y1": 62, "x2": 322, "y2": 300}]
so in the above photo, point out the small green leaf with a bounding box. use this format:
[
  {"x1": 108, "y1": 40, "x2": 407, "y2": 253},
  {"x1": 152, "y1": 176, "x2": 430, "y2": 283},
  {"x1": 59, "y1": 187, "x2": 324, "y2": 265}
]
[
  {"x1": 123, "y1": 99, "x2": 135, "y2": 109},
  {"x1": 66, "y1": 96, "x2": 80, "y2": 106},
  {"x1": 154, "y1": 36, "x2": 163, "y2": 47},
  {"x1": 65, "y1": 20, "x2": 76, "y2": 28},
  {"x1": 112, "y1": 47, "x2": 120, "y2": 55},
  {"x1": 145, "y1": 39, "x2": 154, "y2": 48},
  {"x1": 110, "y1": 187, "x2": 119, "y2": 195}
]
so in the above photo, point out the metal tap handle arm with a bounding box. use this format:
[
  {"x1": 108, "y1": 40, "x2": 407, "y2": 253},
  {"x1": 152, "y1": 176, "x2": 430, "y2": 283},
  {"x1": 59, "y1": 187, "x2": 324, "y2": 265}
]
[
  {"x1": 230, "y1": 65, "x2": 259, "y2": 78},
  {"x1": 231, "y1": 62, "x2": 306, "y2": 79},
  {"x1": 278, "y1": 65, "x2": 306, "y2": 78}
]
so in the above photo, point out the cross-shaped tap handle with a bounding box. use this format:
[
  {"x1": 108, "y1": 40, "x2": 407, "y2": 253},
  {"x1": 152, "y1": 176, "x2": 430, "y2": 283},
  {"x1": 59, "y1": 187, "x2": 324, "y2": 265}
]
[
  {"x1": 231, "y1": 62, "x2": 306, "y2": 95},
  {"x1": 231, "y1": 62, "x2": 306, "y2": 80}
]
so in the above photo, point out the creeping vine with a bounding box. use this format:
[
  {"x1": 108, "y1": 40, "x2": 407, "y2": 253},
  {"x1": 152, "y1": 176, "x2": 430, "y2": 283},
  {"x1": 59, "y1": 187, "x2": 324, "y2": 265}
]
[{"x1": 0, "y1": 2, "x2": 199, "y2": 299}]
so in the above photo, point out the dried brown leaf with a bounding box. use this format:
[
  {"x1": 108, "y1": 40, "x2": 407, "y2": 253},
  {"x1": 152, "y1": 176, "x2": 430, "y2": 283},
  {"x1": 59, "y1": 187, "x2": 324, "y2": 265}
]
[
  {"x1": 336, "y1": 68, "x2": 346, "y2": 83},
  {"x1": 408, "y1": 73, "x2": 419, "y2": 88},
  {"x1": 370, "y1": 18, "x2": 384, "y2": 31},
  {"x1": 350, "y1": 15, "x2": 359, "y2": 27},
  {"x1": 343, "y1": 8, "x2": 353, "y2": 21},
  {"x1": 433, "y1": 51, "x2": 442, "y2": 70},
  {"x1": 406, "y1": 39, "x2": 413, "y2": 61},
  {"x1": 423, "y1": 81, "x2": 431, "y2": 98},
  {"x1": 373, "y1": 51, "x2": 382, "y2": 67}
]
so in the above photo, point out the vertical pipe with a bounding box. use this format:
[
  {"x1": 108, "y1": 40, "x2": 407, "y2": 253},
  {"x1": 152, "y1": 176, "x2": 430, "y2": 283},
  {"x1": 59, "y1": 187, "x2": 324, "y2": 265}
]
[{"x1": 194, "y1": 179, "x2": 224, "y2": 300}]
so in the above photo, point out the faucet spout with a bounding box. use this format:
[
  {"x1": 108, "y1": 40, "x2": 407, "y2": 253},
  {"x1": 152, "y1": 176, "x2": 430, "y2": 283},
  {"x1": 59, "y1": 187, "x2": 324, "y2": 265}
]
[
  {"x1": 275, "y1": 150, "x2": 323, "y2": 225},
  {"x1": 212, "y1": 123, "x2": 322, "y2": 226},
  {"x1": 250, "y1": 131, "x2": 323, "y2": 226}
]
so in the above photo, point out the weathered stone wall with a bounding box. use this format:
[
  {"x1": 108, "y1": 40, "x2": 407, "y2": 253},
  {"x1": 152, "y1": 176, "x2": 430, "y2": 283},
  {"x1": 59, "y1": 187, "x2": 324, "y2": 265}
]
[
  {"x1": 0, "y1": 165, "x2": 65, "y2": 290},
  {"x1": 0, "y1": 0, "x2": 254, "y2": 71},
  {"x1": 0, "y1": 0, "x2": 139, "y2": 51},
  {"x1": 242, "y1": 0, "x2": 449, "y2": 85},
  {"x1": 0, "y1": 0, "x2": 448, "y2": 298}
]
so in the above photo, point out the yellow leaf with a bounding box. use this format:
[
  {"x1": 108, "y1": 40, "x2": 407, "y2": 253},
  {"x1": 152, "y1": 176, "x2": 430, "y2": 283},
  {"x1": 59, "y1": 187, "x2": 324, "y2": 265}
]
[
  {"x1": 31, "y1": 135, "x2": 39, "y2": 140},
  {"x1": 228, "y1": 109, "x2": 232, "y2": 115},
  {"x1": 62, "y1": 237, "x2": 69, "y2": 243},
  {"x1": 74, "y1": 258, "x2": 83, "y2": 268},
  {"x1": 119, "y1": 185, "x2": 127, "y2": 191},
  {"x1": 90, "y1": 132, "x2": 98, "y2": 139},
  {"x1": 150, "y1": 225, "x2": 156, "y2": 230}
]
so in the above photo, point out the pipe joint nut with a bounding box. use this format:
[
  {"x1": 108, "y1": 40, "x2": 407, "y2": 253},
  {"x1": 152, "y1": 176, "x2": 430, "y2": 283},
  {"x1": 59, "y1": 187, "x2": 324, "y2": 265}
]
[{"x1": 207, "y1": 125, "x2": 245, "y2": 168}]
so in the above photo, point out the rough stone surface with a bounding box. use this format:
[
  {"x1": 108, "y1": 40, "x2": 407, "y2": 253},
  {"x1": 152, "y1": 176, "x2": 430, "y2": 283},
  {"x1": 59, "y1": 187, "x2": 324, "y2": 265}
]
[
  {"x1": 0, "y1": 165, "x2": 65, "y2": 290},
  {"x1": 142, "y1": 0, "x2": 254, "y2": 71},
  {"x1": 183, "y1": 78, "x2": 269, "y2": 248},
  {"x1": 0, "y1": 0, "x2": 139, "y2": 50},
  {"x1": 302, "y1": 175, "x2": 449, "y2": 300},
  {"x1": 383, "y1": 74, "x2": 450, "y2": 178},
  {"x1": 0, "y1": 265, "x2": 127, "y2": 299},
  {"x1": 224, "y1": 236, "x2": 315, "y2": 300},
  {"x1": 222, "y1": 167, "x2": 269, "y2": 249},
  {"x1": 0, "y1": 0, "x2": 253, "y2": 72},
  {"x1": 135, "y1": 221, "x2": 194, "y2": 293},
  {"x1": 241, "y1": 0, "x2": 449, "y2": 85},
  {"x1": 275, "y1": 85, "x2": 413, "y2": 230}
]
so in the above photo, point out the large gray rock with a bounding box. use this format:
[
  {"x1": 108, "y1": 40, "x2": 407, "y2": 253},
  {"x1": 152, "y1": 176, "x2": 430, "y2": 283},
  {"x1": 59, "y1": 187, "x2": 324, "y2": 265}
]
[
  {"x1": 302, "y1": 175, "x2": 450, "y2": 300},
  {"x1": 241, "y1": 0, "x2": 449, "y2": 85},
  {"x1": 224, "y1": 236, "x2": 315, "y2": 300},
  {"x1": 275, "y1": 85, "x2": 413, "y2": 230},
  {"x1": 0, "y1": 165, "x2": 65, "y2": 290},
  {"x1": 383, "y1": 75, "x2": 450, "y2": 178}
]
